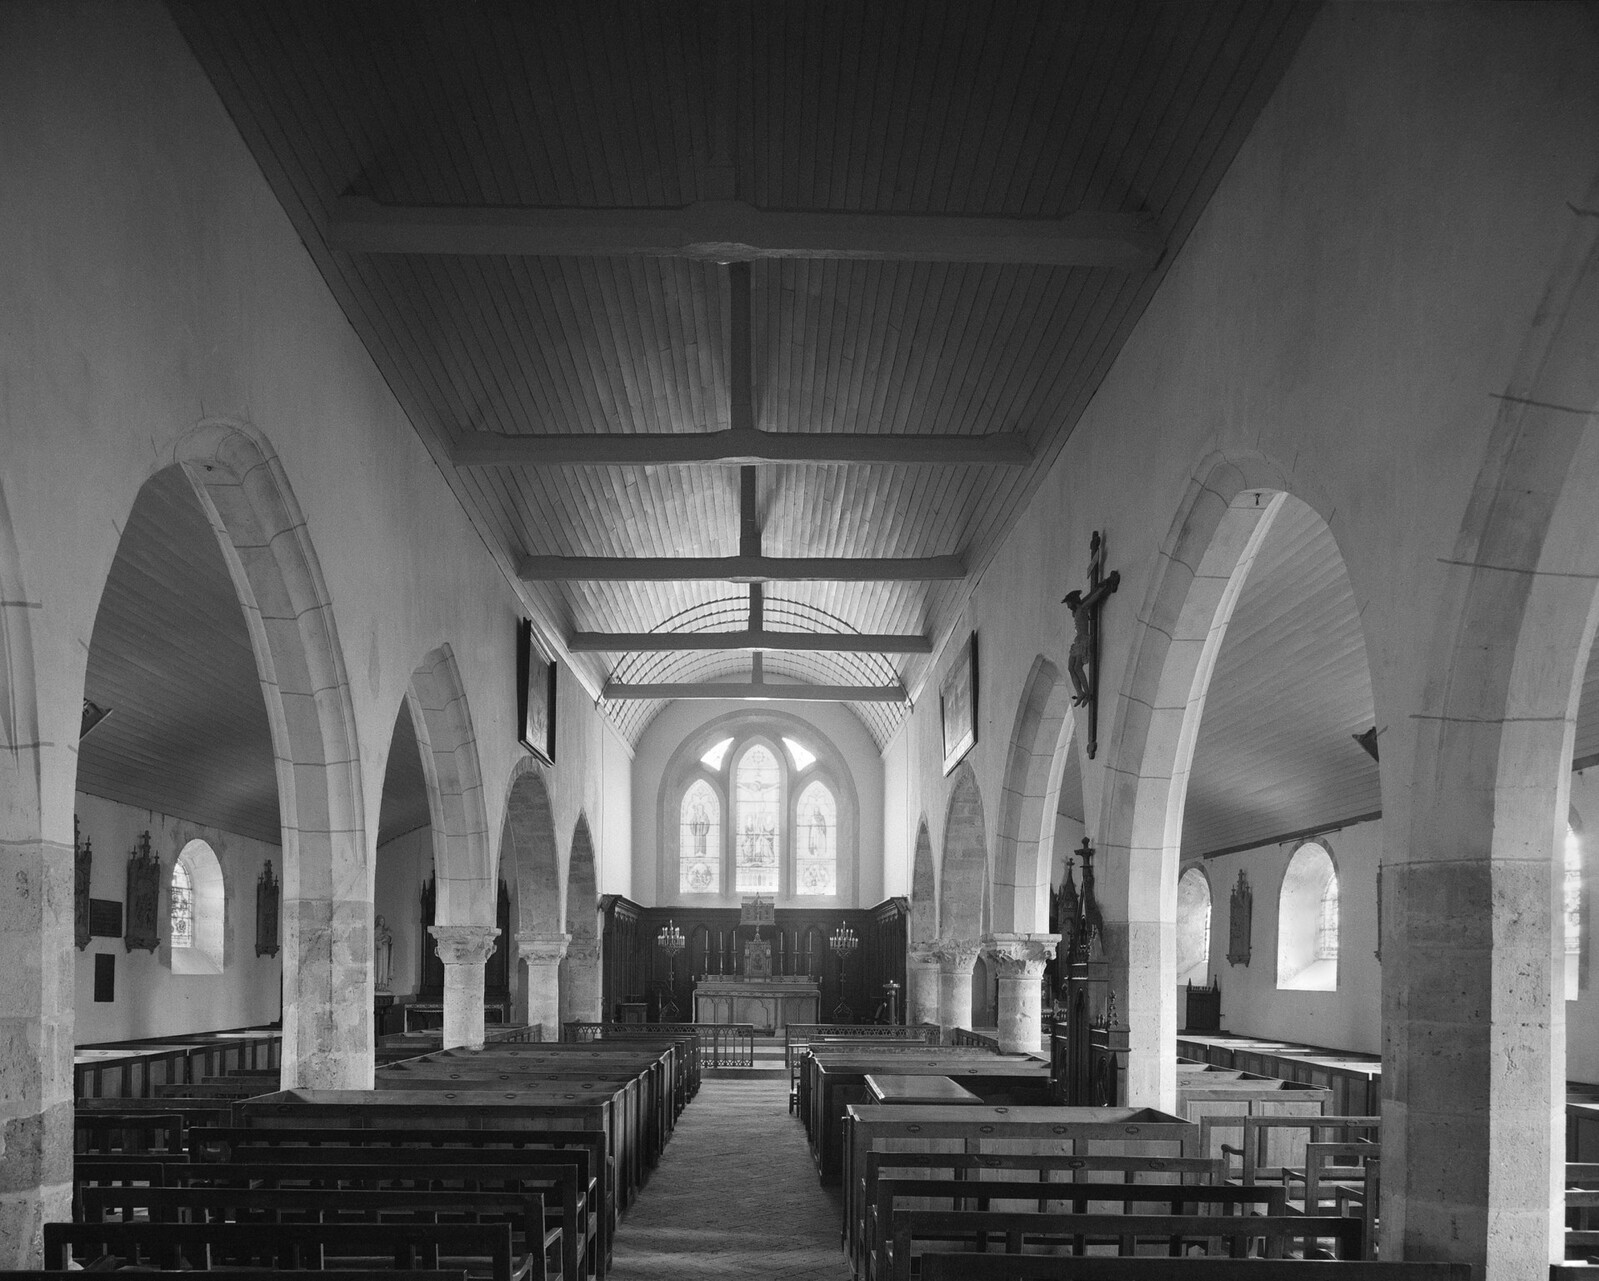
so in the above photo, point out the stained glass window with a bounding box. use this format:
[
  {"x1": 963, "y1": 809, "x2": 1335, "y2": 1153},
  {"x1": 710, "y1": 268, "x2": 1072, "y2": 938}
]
[
  {"x1": 783, "y1": 737, "x2": 816, "y2": 771},
  {"x1": 794, "y1": 781, "x2": 836, "y2": 895},
  {"x1": 170, "y1": 858, "x2": 194, "y2": 950},
  {"x1": 1315, "y1": 871, "x2": 1339, "y2": 961},
  {"x1": 680, "y1": 779, "x2": 720, "y2": 894},
  {"x1": 735, "y1": 744, "x2": 781, "y2": 894}
]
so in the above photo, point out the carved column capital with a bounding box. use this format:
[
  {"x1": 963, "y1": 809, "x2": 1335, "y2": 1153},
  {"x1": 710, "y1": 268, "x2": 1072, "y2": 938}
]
[
  {"x1": 429, "y1": 924, "x2": 500, "y2": 966},
  {"x1": 565, "y1": 940, "x2": 604, "y2": 965},
  {"x1": 906, "y1": 945, "x2": 942, "y2": 968},
  {"x1": 516, "y1": 931, "x2": 571, "y2": 967},
  {"x1": 932, "y1": 938, "x2": 982, "y2": 975},
  {"x1": 983, "y1": 932, "x2": 1060, "y2": 979}
]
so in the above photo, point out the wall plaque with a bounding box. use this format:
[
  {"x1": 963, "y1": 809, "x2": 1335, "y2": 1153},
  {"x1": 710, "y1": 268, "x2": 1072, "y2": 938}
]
[
  {"x1": 124, "y1": 831, "x2": 160, "y2": 953},
  {"x1": 93, "y1": 953, "x2": 115, "y2": 1003},
  {"x1": 1227, "y1": 869, "x2": 1252, "y2": 967},
  {"x1": 89, "y1": 899, "x2": 122, "y2": 939},
  {"x1": 256, "y1": 859, "x2": 281, "y2": 958}
]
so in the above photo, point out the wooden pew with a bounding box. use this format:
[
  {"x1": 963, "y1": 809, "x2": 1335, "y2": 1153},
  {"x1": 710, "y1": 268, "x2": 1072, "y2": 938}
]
[
  {"x1": 77, "y1": 1186, "x2": 560, "y2": 1281},
  {"x1": 1199, "y1": 1114, "x2": 1380, "y2": 1186},
  {"x1": 916, "y1": 1257, "x2": 1469, "y2": 1280},
  {"x1": 866, "y1": 1180, "x2": 1287, "y2": 1281},
  {"x1": 74, "y1": 1110, "x2": 185, "y2": 1154},
  {"x1": 847, "y1": 1152, "x2": 1224, "y2": 1272},
  {"x1": 885, "y1": 1211, "x2": 1364, "y2": 1278},
  {"x1": 184, "y1": 1139, "x2": 592, "y2": 1281},
  {"x1": 808, "y1": 1054, "x2": 1053, "y2": 1181},
  {"x1": 43, "y1": 1221, "x2": 520, "y2": 1281},
  {"x1": 841, "y1": 1105, "x2": 1195, "y2": 1275},
  {"x1": 11, "y1": 1272, "x2": 465, "y2": 1281}
]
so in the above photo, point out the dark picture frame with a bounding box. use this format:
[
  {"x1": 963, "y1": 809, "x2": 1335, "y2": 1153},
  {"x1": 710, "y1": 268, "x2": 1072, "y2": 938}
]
[
  {"x1": 940, "y1": 631, "x2": 978, "y2": 775},
  {"x1": 517, "y1": 618, "x2": 557, "y2": 764}
]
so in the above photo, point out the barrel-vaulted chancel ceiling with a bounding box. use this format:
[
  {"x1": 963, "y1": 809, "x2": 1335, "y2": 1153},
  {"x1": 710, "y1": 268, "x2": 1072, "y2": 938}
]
[{"x1": 166, "y1": 0, "x2": 1319, "y2": 747}]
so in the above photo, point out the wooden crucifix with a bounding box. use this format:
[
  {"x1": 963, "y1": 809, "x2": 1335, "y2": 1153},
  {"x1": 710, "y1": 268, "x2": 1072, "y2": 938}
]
[{"x1": 1063, "y1": 530, "x2": 1120, "y2": 759}]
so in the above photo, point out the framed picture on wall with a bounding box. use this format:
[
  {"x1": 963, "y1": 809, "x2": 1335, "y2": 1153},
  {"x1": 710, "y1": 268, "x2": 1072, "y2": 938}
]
[
  {"x1": 517, "y1": 618, "x2": 557, "y2": 764},
  {"x1": 940, "y1": 631, "x2": 978, "y2": 775}
]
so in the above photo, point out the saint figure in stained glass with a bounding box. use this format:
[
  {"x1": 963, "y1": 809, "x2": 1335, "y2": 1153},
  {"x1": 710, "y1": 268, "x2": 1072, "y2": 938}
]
[{"x1": 170, "y1": 858, "x2": 194, "y2": 949}]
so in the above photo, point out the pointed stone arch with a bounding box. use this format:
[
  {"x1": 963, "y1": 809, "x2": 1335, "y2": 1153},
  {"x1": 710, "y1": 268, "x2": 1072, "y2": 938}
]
[
  {"x1": 499, "y1": 759, "x2": 563, "y2": 1037},
  {"x1": 173, "y1": 420, "x2": 367, "y2": 1090},
  {"x1": 1097, "y1": 449, "x2": 1340, "y2": 1109},
  {"x1": 910, "y1": 818, "x2": 937, "y2": 946},
  {"x1": 560, "y1": 813, "x2": 601, "y2": 1024},
  {"x1": 905, "y1": 816, "x2": 940, "y2": 1026},
  {"x1": 993, "y1": 655, "x2": 1073, "y2": 934},
  {"x1": 939, "y1": 762, "x2": 988, "y2": 942},
  {"x1": 1384, "y1": 189, "x2": 1599, "y2": 1274},
  {"x1": 405, "y1": 644, "x2": 493, "y2": 926}
]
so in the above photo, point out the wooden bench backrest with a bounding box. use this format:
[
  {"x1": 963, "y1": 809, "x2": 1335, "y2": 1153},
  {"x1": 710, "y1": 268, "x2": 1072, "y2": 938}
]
[{"x1": 916, "y1": 1256, "x2": 1470, "y2": 1281}]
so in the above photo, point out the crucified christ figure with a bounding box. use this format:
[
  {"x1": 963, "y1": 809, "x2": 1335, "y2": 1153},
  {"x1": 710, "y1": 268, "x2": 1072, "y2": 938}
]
[{"x1": 1063, "y1": 575, "x2": 1117, "y2": 707}]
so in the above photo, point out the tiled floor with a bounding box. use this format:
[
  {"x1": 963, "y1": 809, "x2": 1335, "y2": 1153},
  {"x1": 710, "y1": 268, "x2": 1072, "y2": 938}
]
[{"x1": 607, "y1": 1077, "x2": 852, "y2": 1280}]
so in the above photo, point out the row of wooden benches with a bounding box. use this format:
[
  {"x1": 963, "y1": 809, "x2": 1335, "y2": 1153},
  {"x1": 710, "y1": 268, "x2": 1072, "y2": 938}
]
[
  {"x1": 786, "y1": 1034, "x2": 1447, "y2": 1281},
  {"x1": 63, "y1": 1033, "x2": 700, "y2": 1281}
]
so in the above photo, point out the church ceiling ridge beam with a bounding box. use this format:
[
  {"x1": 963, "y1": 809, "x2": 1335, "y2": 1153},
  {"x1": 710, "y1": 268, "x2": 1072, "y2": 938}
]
[
  {"x1": 449, "y1": 427, "x2": 1031, "y2": 467},
  {"x1": 602, "y1": 679, "x2": 907, "y2": 704},
  {"x1": 568, "y1": 628, "x2": 932, "y2": 654},
  {"x1": 518, "y1": 553, "x2": 965, "y2": 582},
  {"x1": 329, "y1": 196, "x2": 1163, "y2": 269}
]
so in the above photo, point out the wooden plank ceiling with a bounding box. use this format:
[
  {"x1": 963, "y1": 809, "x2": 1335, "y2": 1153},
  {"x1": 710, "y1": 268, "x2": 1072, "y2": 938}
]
[
  {"x1": 167, "y1": 0, "x2": 1320, "y2": 748},
  {"x1": 79, "y1": 466, "x2": 431, "y2": 848}
]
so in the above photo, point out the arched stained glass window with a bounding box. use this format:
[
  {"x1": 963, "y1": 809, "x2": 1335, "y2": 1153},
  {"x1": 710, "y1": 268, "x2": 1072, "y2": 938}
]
[
  {"x1": 680, "y1": 780, "x2": 721, "y2": 894},
  {"x1": 170, "y1": 858, "x2": 194, "y2": 949},
  {"x1": 794, "y1": 781, "x2": 837, "y2": 896},
  {"x1": 735, "y1": 744, "x2": 780, "y2": 894},
  {"x1": 1316, "y1": 873, "x2": 1340, "y2": 961},
  {"x1": 1175, "y1": 867, "x2": 1211, "y2": 985}
]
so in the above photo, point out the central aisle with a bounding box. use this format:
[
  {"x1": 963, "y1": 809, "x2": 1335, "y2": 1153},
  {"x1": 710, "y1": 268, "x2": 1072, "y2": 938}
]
[{"x1": 607, "y1": 1077, "x2": 851, "y2": 1280}]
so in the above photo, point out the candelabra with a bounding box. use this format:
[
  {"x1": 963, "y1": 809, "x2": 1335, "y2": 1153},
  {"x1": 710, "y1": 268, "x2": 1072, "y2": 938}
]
[
  {"x1": 655, "y1": 919, "x2": 685, "y2": 1022},
  {"x1": 829, "y1": 921, "x2": 859, "y2": 1022}
]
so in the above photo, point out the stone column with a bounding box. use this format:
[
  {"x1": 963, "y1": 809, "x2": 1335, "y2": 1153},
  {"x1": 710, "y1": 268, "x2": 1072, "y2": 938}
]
[
  {"x1": 560, "y1": 940, "x2": 605, "y2": 1026},
  {"x1": 516, "y1": 932, "x2": 570, "y2": 1042},
  {"x1": 429, "y1": 925, "x2": 500, "y2": 1050},
  {"x1": 0, "y1": 834, "x2": 73, "y2": 1267},
  {"x1": 935, "y1": 940, "x2": 981, "y2": 1031},
  {"x1": 906, "y1": 946, "x2": 942, "y2": 1026},
  {"x1": 985, "y1": 932, "x2": 1059, "y2": 1054}
]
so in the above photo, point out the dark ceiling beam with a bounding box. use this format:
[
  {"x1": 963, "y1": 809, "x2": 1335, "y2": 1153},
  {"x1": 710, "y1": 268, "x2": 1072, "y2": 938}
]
[
  {"x1": 329, "y1": 196, "x2": 1162, "y2": 269},
  {"x1": 450, "y1": 427, "x2": 1030, "y2": 467},
  {"x1": 569, "y1": 629, "x2": 932, "y2": 654},
  {"x1": 518, "y1": 553, "x2": 965, "y2": 582},
  {"x1": 602, "y1": 680, "x2": 907, "y2": 703}
]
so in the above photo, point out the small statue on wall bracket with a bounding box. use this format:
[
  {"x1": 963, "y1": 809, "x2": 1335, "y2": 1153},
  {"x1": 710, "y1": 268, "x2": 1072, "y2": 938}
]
[
  {"x1": 124, "y1": 831, "x2": 160, "y2": 953},
  {"x1": 1063, "y1": 530, "x2": 1120, "y2": 759},
  {"x1": 1227, "y1": 869, "x2": 1252, "y2": 967},
  {"x1": 256, "y1": 859, "x2": 280, "y2": 958},
  {"x1": 74, "y1": 815, "x2": 92, "y2": 951}
]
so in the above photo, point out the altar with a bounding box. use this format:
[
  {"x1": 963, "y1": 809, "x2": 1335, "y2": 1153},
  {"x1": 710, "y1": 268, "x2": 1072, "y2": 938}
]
[{"x1": 694, "y1": 977, "x2": 819, "y2": 1033}]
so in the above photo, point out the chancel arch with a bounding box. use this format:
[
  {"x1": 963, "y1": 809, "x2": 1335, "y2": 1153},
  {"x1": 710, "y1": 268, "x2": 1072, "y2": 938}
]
[
  {"x1": 499, "y1": 760, "x2": 563, "y2": 1039},
  {"x1": 170, "y1": 423, "x2": 366, "y2": 1090}
]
